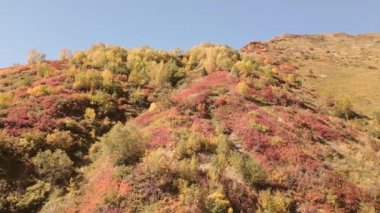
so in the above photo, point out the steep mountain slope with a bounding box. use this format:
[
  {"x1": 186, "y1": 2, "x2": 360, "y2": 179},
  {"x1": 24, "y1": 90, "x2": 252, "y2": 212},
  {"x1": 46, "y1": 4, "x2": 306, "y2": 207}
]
[
  {"x1": 0, "y1": 37, "x2": 378, "y2": 212},
  {"x1": 242, "y1": 33, "x2": 380, "y2": 121}
]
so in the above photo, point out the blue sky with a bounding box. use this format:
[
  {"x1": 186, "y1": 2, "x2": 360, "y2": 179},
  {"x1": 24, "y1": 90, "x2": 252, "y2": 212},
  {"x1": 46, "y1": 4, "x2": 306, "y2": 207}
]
[{"x1": 0, "y1": 0, "x2": 379, "y2": 67}]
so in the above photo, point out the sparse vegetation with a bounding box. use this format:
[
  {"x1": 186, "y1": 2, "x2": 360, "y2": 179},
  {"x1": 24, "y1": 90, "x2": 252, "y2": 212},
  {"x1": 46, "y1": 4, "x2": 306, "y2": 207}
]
[{"x1": 333, "y1": 97, "x2": 356, "y2": 119}]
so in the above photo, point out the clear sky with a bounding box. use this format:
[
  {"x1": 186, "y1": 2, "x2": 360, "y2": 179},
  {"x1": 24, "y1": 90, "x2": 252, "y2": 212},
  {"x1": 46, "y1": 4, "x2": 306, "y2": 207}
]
[{"x1": 0, "y1": 0, "x2": 379, "y2": 67}]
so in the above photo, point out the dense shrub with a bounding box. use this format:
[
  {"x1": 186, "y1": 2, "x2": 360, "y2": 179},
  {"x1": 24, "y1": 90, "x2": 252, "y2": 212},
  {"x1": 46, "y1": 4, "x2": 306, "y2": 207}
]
[
  {"x1": 187, "y1": 43, "x2": 213, "y2": 68},
  {"x1": 127, "y1": 60, "x2": 151, "y2": 86},
  {"x1": 230, "y1": 152, "x2": 267, "y2": 187},
  {"x1": 127, "y1": 47, "x2": 178, "y2": 86},
  {"x1": 333, "y1": 97, "x2": 356, "y2": 119},
  {"x1": 15, "y1": 180, "x2": 51, "y2": 210},
  {"x1": 0, "y1": 92, "x2": 14, "y2": 109},
  {"x1": 187, "y1": 44, "x2": 240, "y2": 73},
  {"x1": 175, "y1": 154, "x2": 200, "y2": 181},
  {"x1": 91, "y1": 92, "x2": 118, "y2": 118},
  {"x1": 259, "y1": 67, "x2": 275, "y2": 86},
  {"x1": 149, "y1": 59, "x2": 184, "y2": 88},
  {"x1": 142, "y1": 148, "x2": 171, "y2": 175},
  {"x1": 149, "y1": 61, "x2": 169, "y2": 88},
  {"x1": 70, "y1": 51, "x2": 87, "y2": 68},
  {"x1": 84, "y1": 107, "x2": 96, "y2": 124},
  {"x1": 213, "y1": 134, "x2": 230, "y2": 169},
  {"x1": 22, "y1": 76, "x2": 34, "y2": 87},
  {"x1": 17, "y1": 132, "x2": 45, "y2": 155},
  {"x1": 32, "y1": 149, "x2": 74, "y2": 183},
  {"x1": 46, "y1": 130, "x2": 74, "y2": 150},
  {"x1": 101, "y1": 69, "x2": 123, "y2": 94},
  {"x1": 129, "y1": 88, "x2": 148, "y2": 106},
  {"x1": 205, "y1": 190, "x2": 232, "y2": 213},
  {"x1": 27, "y1": 85, "x2": 58, "y2": 97},
  {"x1": 257, "y1": 190, "x2": 290, "y2": 213},
  {"x1": 72, "y1": 70, "x2": 103, "y2": 91},
  {"x1": 175, "y1": 131, "x2": 208, "y2": 158},
  {"x1": 99, "y1": 123, "x2": 146, "y2": 165},
  {"x1": 85, "y1": 43, "x2": 129, "y2": 73},
  {"x1": 178, "y1": 179, "x2": 205, "y2": 210},
  {"x1": 232, "y1": 58, "x2": 256, "y2": 78},
  {"x1": 36, "y1": 62, "x2": 55, "y2": 78},
  {"x1": 236, "y1": 82, "x2": 250, "y2": 98}
]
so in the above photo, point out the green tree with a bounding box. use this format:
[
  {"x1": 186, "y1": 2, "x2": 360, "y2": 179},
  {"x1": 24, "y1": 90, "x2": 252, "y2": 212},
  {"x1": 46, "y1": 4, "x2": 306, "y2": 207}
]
[
  {"x1": 32, "y1": 149, "x2": 74, "y2": 183},
  {"x1": 257, "y1": 190, "x2": 290, "y2": 213},
  {"x1": 46, "y1": 130, "x2": 74, "y2": 150},
  {"x1": 15, "y1": 180, "x2": 51, "y2": 210},
  {"x1": 73, "y1": 70, "x2": 103, "y2": 91},
  {"x1": 100, "y1": 123, "x2": 146, "y2": 165}
]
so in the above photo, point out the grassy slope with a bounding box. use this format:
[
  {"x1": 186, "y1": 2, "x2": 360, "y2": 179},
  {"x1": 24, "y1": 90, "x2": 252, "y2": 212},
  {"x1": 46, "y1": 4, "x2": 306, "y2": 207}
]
[{"x1": 254, "y1": 33, "x2": 380, "y2": 118}]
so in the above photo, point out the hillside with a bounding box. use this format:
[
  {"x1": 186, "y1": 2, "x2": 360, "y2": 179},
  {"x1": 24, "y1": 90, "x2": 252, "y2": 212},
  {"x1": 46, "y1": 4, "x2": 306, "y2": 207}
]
[
  {"x1": 242, "y1": 33, "x2": 380, "y2": 125},
  {"x1": 0, "y1": 36, "x2": 379, "y2": 212}
]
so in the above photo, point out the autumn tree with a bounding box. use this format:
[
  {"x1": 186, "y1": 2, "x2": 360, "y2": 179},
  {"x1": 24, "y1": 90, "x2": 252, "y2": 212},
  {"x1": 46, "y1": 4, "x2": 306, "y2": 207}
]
[
  {"x1": 59, "y1": 48, "x2": 73, "y2": 61},
  {"x1": 28, "y1": 48, "x2": 46, "y2": 64}
]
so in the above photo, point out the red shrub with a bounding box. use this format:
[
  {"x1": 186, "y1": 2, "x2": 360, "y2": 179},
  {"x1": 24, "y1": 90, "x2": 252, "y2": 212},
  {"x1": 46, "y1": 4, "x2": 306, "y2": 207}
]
[
  {"x1": 116, "y1": 74, "x2": 128, "y2": 82},
  {"x1": 32, "y1": 72, "x2": 66, "y2": 87},
  {"x1": 149, "y1": 127, "x2": 172, "y2": 147},
  {"x1": 191, "y1": 117, "x2": 215, "y2": 136},
  {"x1": 1, "y1": 106, "x2": 55, "y2": 136},
  {"x1": 294, "y1": 112, "x2": 339, "y2": 141},
  {"x1": 214, "y1": 97, "x2": 227, "y2": 107},
  {"x1": 172, "y1": 71, "x2": 238, "y2": 105},
  {"x1": 261, "y1": 86, "x2": 275, "y2": 102},
  {"x1": 278, "y1": 63, "x2": 296, "y2": 73},
  {"x1": 48, "y1": 60, "x2": 67, "y2": 70}
]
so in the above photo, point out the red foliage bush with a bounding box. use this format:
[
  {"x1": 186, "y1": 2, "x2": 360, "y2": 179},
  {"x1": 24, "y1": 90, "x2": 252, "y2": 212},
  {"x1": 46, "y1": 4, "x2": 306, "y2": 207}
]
[
  {"x1": 1, "y1": 106, "x2": 55, "y2": 136},
  {"x1": 72, "y1": 159, "x2": 128, "y2": 213},
  {"x1": 32, "y1": 72, "x2": 66, "y2": 87},
  {"x1": 149, "y1": 127, "x2": 172, "y2": 147},
  {"x1": 191, "y1": 117, "x2": 215, "y2": 136},
  {"x1": 172, "y1": 71, "x2": 238, "y2": 106},
  {"x1": 48, "y1": 60, "x2": 67, "y2": 70},
  {"x1": 116, "y1": 74, "x2": 128, "y2": 82},
  {"x1": 278, "y1": 63, "x2": 296, "y2": 73},
  {"x1": 261, "y1": 86, "x2": 275, "y2": 102},
  {"x1": 56, "y1": 94, "x2": 91, "y2": 117},
  {"x1": 294, "y1": 112, "x2": 339, "y2": 141},
  {"x1": 214, "y1": 97, "x2": 227, "y2": 107},
  {"x1": 324, "y1": 172, "x2": 363, "y2": 212}
]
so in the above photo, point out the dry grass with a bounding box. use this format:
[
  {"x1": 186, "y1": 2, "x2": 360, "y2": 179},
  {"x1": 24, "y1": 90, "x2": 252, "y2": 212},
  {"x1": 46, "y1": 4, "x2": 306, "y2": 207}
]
[{"x1": 267, "y1": 33, "x2": 380, "y2": 118}]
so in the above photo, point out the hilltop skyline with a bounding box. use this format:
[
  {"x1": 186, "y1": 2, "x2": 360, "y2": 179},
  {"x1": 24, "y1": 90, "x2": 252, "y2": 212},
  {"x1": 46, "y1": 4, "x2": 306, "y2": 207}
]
[{"x1": 0, "y1": 0, "x2": 379, "y2": 67}]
